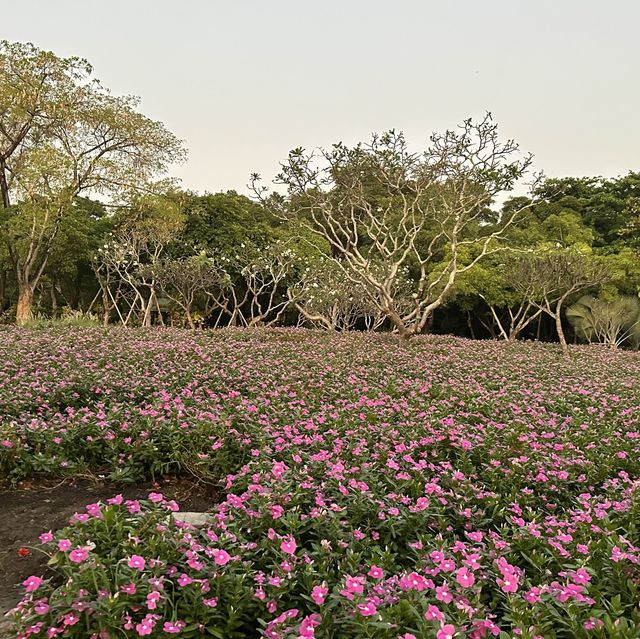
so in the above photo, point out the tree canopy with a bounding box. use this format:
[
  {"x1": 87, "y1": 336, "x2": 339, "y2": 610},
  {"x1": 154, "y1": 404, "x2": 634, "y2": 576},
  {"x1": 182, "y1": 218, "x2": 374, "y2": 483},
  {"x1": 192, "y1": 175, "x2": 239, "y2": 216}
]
[{"x1": 1, "y1": 40, "x2": 638, "y2": 352}]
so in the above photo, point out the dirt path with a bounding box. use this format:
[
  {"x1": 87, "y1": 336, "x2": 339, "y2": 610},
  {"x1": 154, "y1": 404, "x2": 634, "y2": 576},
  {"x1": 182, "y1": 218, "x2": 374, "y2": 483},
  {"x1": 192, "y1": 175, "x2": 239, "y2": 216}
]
[{"x1": 0, "y1": 478, "x2": 216, "y2": 624}]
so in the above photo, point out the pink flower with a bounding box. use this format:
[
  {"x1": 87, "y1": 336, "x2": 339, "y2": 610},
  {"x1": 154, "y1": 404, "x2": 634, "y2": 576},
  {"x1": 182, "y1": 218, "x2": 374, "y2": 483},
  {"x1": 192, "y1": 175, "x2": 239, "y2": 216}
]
[
  {"x1": 280, "y1": 537, "x2": 297, "y2": 555},
  {"x1": 497, "y1": 572, "x2": 519, "y2": 593},
  {"x1": 177, "y1": 573, "x2": 193, "y2": 586},
  {"x1": 357, "y1": 602, "x2": 378, "y2": 617},
  {"x1": 212, "y1": 548, "x2": 231, "y2": 565},
  {"x1": 127, "y1": 554, "x2": 146, "y2": 570},
  {"x1": 455, "y1": 567, "x2": 475, "y2": 588},
  {"x1": 573, "y1": 568, "x2": 591, "y2": 585},
  {"x1": 86, "y1": 503, "x2": 101, "y2": 517},
  {"x1": 425, "y1": 605, "x2": 444, "y2": 622},
  {"x1": 39, "y1": 531, "x2": 54, "y2": 544},
  {"x1": 163, "y1": 620, "x2": 185, "y2": 634},
  {"x1": 270, "y1": 505, "x2": 284, "y2": 519},
  {"x1": 126, "y1": 499, "x2": 141, "y2": 513},
  {"x1": 23, "y1": 575, "x2": 43, "y2": 593},
  {"x1": 57, "y1": 539, "x2": 71, "y2": 552},
  {"x1": 311, "y1": 584, "x2": 328, "y2": 605},
  {"x1": 34, "y1": 600, "x2": 49, "y2": 615},
  {"x1": 368, "y1": 565, "x2": 384, "y2": 579},
  {"x1": 146, "y1": 591, "x2": 161, "y2": 610},
  {"x1": 271, "y1": 461, "x2": 288, "y2": 479},
  {"x1": 148, "y1": 492, "x2": 164, "y2": 503},
  {"x1": 62, "y1": 613, "x2": 79, "y2": 627},
  {"x1": 524, "y1": 587, "x2": 541, "y2": 604},
  {"x1": 120, "y1": 583, "x2": 136, "y2": 594},
  {"x1": 203, "y1": 597, "x2": 218, "y2": 607},
  {"x1": 344, "y1": 575, "x2": 365, "y2": 594},
  {"x1": 435, "y1": 584, "x2": 453, "y2": 603},
  {"x1": 437, "y1": 624, "x2": 456, "y2": 639},
  {"x1": 69, "y1": 547, "x2": 89, "y2": 563}
]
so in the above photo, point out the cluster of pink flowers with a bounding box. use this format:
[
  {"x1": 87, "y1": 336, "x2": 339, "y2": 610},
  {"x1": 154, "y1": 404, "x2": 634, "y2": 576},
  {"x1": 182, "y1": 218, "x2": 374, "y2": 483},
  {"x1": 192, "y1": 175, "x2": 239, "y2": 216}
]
[{"x1": 3, "y1": 327, "x2": 640, "y2": 637}]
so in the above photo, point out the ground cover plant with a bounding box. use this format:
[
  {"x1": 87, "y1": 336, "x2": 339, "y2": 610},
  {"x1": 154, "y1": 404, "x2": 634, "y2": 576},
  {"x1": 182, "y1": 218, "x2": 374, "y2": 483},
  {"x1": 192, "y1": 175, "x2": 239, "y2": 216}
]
[{"x1": 1, "y1": 326, "x2": 640, "y2": 638}]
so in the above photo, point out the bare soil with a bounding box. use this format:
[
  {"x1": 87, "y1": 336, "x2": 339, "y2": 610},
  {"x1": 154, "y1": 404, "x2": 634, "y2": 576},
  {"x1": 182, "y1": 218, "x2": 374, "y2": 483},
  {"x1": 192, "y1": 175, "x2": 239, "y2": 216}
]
[{"x1": 0, "y1": 477, "x2": 216, "y2": 621}]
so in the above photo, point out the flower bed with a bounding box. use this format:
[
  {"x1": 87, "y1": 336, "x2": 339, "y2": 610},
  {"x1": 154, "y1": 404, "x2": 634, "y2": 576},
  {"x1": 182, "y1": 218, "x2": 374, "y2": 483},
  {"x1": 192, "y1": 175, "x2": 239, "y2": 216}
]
[{"x1": 2, "y1": 327, "x2": 640, "y2": 638}]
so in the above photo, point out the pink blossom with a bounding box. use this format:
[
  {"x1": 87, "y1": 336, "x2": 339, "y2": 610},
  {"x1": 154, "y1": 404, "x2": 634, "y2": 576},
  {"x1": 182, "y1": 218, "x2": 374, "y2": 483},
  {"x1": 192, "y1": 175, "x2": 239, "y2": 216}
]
[
  {"x1": 212, "y1": 548, "x2": 231, "y2": 565},
  {"x1": 311, "y1": 585, "x2": 328, "y2": 605},
  {"x1": 127, "y1": 554, "x2": 146, "y2": 570},
  {"x1": 455, "y1": 567, "x2": 475, "y2": 588},
  {"x1": 163, "y1": 620, "x2": 185, "y2": 634},
  {"x1": 280, "y1": 537, "x2": 297, "y2": 555},
  {"x1": 357, "y1": 602, "x2": 378, "y2": 616},
  {"x1": 69, "y1": 547, "x2": 89, "y2": 563},
  {"x1": 57, "y1": 539, "x2": 71, "y2": 552},
  {"x1": 23, "y1": 575, "x2": 43, "y2": 593},
  {"x1": 437, "y1": 624, "x2": 456, "y2": 639}
]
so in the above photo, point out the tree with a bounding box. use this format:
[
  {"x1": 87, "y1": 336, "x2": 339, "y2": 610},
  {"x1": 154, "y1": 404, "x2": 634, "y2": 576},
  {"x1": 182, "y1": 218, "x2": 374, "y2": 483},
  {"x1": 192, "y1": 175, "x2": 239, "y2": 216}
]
[
  {"x1": 93, "y1": 195, "x2": 184, "y2": 326},
  {"x1": 0, "y1": 41, "x2": 185, "y2": 324},
  {"x1": 178, "y1": 191, "x2": 282, "y2": 256},
  {"x1": 288, "y1": 256, "x2": 394, "y2": 331},
  {"x1": 152, "y1": 254, "x2": 224, "y2": 329},
  {"x1": 453, "y1": 256, "x2": 543, "y2": 341},
  {"x1": 532, "y1": 174, "x2": 640, "y2": 249},
  {"x1": 507, "y1": 250, "x2": 612, "y2": 354},
  {"x1": 253, "y1": 114, "x2": 538, "y2": 339},
  {"x1": 566, "y1": 295, "x2": 640, "y2": 349}
]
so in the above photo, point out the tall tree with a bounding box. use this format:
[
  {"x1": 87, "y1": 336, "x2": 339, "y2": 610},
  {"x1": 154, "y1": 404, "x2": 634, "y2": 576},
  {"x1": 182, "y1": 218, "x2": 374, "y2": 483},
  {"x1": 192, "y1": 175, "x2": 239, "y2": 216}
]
[
  {"x1": 254, "y1": 115, "x2": 538, "y2": 338},
  {"x1": 0, "y1": 41, "x2": 185, "y2": 323}
]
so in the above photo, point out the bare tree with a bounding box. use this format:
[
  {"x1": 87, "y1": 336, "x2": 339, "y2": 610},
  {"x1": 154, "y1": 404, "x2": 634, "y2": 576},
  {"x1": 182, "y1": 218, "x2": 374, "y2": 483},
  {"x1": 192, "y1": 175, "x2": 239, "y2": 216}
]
[
  {"x1": 252, "y1": 114, "x2": 538, "y2": 339},
  {"x1": 482, "y1": 298, "x2": 543, "y2": 342},
  {"x1": 187, "y1": 243, "x2": 302, "y2": 328},
  {"x1": 507, "y1": 250, "x2": 612, "y2": 354},
  {"x1": 238, "y1": 243, "x2": 299, "y2": 327}
]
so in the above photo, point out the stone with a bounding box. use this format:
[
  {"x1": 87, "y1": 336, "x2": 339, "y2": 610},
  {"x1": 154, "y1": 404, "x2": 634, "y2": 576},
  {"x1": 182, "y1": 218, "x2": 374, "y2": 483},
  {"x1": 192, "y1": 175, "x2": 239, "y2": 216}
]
[{"x1": 173, "y1": 511, "x2": 210, "y2": 527}]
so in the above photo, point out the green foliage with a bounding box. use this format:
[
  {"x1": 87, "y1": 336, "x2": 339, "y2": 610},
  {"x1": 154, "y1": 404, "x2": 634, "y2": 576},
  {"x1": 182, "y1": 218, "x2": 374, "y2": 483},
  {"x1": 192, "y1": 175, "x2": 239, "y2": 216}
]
[{"x1": 566, "y1": 295, "x2": 640, "y2": 348}]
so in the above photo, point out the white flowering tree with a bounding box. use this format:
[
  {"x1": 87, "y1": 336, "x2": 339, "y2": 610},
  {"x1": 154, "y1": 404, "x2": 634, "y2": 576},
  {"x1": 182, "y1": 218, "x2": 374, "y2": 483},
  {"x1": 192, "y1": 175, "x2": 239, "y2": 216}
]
[
  {"x1": 290, "y1": 257, "x2": 415, "y2": 331},
  {"x1": 252, "y1": 114, "x2": 539, "y2": 339},
  {"x1": 195, "y1": 242, "x2": 303, "y2": 328},
  {"x1": 92, "y1": 195, "x2": 184, "y2": 326}
]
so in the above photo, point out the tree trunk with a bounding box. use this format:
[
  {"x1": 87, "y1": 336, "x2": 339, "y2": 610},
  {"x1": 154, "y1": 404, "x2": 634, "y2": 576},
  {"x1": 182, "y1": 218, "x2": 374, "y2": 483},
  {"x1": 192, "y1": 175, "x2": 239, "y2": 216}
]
[
  {"x1": 0, "y1": 270, "x2": 6, "y2": 310},
  {"x1": 143, "y1": 287, "x2": 155, "y2": 327},
  {"x1": 185, "y1": 307, "x2": 195, "y2": 330},
  {"x1": 50, "y1": 284, "x2": 58, "y2": 318},
  {"x1": 101, "y1": 287, "x2": 111, "y2": 326},
  {"x1": 555, "y1": 301, "x2": 568, "y2": 355},
  {"x1": 16, "y1": 284, "x2": 34, "y2": 325},
  {"x1": 466, "y1": 311, "x2": 476, "y2": 339}
]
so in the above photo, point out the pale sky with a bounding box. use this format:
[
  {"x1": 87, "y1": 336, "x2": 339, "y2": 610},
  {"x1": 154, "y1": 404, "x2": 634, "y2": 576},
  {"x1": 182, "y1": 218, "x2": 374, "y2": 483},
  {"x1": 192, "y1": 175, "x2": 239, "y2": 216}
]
[{"x1": 4, "y1": 0, "x2": 639, "y2": 195}]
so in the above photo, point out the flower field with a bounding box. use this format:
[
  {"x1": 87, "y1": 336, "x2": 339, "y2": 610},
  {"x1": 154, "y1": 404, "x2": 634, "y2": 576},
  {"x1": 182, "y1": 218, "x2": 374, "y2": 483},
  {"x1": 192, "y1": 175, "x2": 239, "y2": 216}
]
[{"x1": 2, "y1": 327, "x2": 640, "y2": 638}]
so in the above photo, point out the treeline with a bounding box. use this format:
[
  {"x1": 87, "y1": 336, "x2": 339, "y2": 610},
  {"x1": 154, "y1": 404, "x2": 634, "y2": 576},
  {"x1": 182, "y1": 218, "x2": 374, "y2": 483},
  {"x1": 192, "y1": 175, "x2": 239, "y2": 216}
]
[
  {"x1": 1, "y1": 41, "x2": 639, "y2": 350},
  {"x1": 1, "y1": 173, "x2": 639, "y2": 350}
]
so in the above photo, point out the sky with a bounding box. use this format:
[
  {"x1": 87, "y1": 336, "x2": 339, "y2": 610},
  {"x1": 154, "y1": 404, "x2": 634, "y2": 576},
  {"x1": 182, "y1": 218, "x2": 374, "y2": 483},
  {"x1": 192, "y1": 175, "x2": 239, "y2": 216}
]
[{"x1": 3, "y1": 0, "x2": 639, "y2": 195}]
